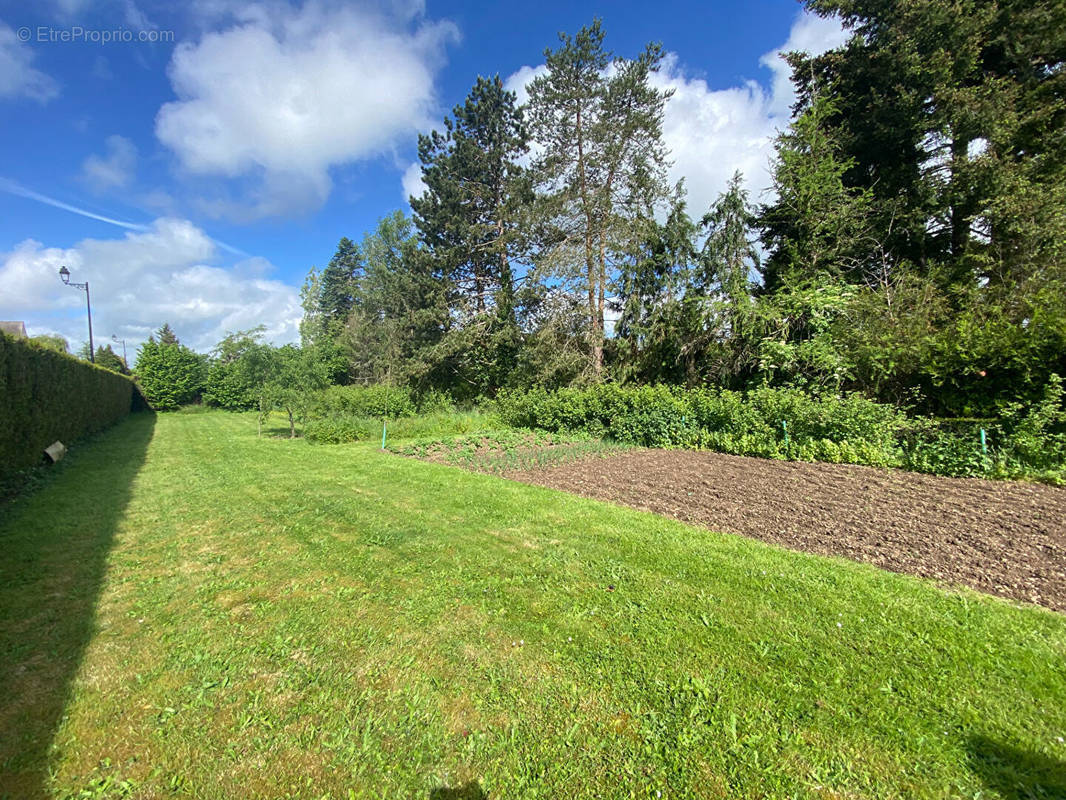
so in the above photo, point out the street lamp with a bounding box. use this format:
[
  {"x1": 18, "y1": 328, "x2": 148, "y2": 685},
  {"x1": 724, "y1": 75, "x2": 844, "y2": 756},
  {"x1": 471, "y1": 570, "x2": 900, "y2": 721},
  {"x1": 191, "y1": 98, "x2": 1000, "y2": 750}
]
[
  {"x1": 58, "y1": 265, "x2": 94, "y2": 363},
  {"x1": 112, "y1": 335, "x2": 127, "y2": 369}
]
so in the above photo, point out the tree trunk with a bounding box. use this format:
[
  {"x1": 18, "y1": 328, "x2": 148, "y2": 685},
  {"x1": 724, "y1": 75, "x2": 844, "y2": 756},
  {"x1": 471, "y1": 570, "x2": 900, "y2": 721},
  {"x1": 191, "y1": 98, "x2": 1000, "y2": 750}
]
[
  {"x1": 288, "y1": 407, "x2": 295, "y2": 439},
  {"x1": 575, "y1": 107, "x2": 600, "y2": 378},
  {"x1": 595, "y1": 229, "x2": 608, "y2": 377}
]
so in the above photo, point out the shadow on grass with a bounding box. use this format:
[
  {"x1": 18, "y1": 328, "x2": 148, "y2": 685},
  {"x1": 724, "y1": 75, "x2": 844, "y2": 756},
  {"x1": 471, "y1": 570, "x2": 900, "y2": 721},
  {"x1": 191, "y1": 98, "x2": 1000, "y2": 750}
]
[
  {"x1": 430, "y1": 782, "x2": 487, "y2": 800},
  {"x1": 0, "y1": 412, "x2": 156, "y2": 800},
  {"x1": 968, "y1": 735, "x2": 1066, "y2": 799}
]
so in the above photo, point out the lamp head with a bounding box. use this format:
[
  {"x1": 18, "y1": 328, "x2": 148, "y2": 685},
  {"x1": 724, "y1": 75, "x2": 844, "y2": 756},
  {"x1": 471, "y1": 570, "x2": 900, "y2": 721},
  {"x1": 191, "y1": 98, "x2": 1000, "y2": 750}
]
[{"x1": 58, "y1": 265, "x2": 70, "y2": 284}]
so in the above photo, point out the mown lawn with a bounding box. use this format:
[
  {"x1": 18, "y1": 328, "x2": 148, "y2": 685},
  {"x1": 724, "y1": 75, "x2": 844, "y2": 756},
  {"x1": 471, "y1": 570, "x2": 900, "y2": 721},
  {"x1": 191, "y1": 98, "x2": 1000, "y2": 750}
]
[{"x1": 1, "y1": 410, "x2": 1064, "y2": 799}]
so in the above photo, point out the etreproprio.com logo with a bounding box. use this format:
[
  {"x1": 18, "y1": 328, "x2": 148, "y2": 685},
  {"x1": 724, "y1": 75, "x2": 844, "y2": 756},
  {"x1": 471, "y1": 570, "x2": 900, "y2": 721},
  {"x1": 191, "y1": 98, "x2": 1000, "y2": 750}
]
[{"x1": 16, "y1": 26, "x2": 175, "y2": 44}]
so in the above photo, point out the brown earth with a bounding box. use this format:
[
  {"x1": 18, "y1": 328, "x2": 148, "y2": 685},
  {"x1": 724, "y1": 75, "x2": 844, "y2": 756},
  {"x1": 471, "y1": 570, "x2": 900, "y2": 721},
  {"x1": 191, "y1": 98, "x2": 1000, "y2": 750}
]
[{"x1": 503, "y1": 449, "x2": 1066, "y2": 613}]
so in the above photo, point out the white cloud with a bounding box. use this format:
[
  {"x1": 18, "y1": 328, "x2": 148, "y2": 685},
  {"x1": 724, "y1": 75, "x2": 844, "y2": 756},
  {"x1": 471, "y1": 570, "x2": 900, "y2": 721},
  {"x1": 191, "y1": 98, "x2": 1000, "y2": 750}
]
[
  {"x1": 503, "y1": 63, "x2": 546, "y2": 107},
  {"x1": 401, "y1": 162, "x2": 426, "y2": 203},
  {"x1": 156, "y1": 1, "x2": 457, "y2": 218},
  {"x1": 0, "y1": 218, "x2": 301, "y2": 353},
  {"x1": 652, "y1": 59, "x2": 777, "y2": 217},
  {"x1": 504, "y1": 11, "x2": 848, "y2": 218},
  {"x1": 0, "y1": 22, "x2": 59, "y2": 103},
  {"x1": 46, "y1": 0, "x2": 155, "y2": 29},
  {"x1": 81, "y1": 135, "x2": 138, "y2": 191},
  {"x1": 759, "y1": 12, "x2": 851, "y2": 119}
]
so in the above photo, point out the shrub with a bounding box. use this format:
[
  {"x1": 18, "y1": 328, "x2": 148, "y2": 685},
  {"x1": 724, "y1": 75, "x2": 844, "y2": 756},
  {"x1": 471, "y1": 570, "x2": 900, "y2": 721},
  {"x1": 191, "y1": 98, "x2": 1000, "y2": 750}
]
[
  {"x1": 135, "y1": 338, "x2": 207, "y2": 410},
  {"x1": 203, "y1": 360, "x2": 259, "y2": 410},
  {"x1": 498, "y1": 383, "x2": 908, "y2": 458},
  {"x1": 309, "y1": 384, "x2": 452, "y2": 420},
  {"x1": 493, "y1": 382, "x2": 1066, "y2": 480},
  {"x1": 0, "y1": 332, "x2": 137, "y2": 479},
  {"x1": 304, "y1": 416, "x2": 374, "y2": 444}
]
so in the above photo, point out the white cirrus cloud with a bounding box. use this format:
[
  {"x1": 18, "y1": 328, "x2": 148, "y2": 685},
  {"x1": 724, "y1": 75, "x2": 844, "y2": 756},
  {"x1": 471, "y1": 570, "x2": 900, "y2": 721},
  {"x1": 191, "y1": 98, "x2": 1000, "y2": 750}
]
[
  {"x1": 0, "y1": 218, "x2": 301, "y2": 354},
  {"x1": 0, "y1": 21, "x2": 59, "y2": 103},
  {"x1": 155, "y1": 0, "x2": 458, "y2": 219},
  {"x1": 81, "y1": 135, "x2": 138, "y2": 191}
]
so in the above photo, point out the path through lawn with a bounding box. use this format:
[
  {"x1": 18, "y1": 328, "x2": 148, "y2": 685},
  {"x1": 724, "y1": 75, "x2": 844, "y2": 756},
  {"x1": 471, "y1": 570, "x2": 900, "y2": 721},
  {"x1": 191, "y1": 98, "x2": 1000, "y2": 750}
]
[{"x1": 1, "y1": 410, "x2": 1065, "y2": 798}]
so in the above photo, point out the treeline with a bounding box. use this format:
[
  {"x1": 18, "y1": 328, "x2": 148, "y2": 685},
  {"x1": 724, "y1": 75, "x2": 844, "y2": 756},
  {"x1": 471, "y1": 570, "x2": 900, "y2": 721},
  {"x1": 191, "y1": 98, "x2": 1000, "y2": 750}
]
[
  {"x1": 138, "y1": 0, "x2": 1064, "y2": 426},
  {"x1": 290, "y1": 1, "x2": 1064, "y2": 418}
]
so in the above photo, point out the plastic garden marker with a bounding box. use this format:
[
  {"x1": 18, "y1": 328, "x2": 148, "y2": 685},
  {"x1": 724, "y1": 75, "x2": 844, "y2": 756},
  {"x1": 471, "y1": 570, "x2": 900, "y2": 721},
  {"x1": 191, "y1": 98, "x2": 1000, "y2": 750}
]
[
  {"x1": 782, "y1": 420, "x2": 789, "y2": 447},
  {"x1": 381, "y1": 419, "x2": 387, "y2": 450},
  {"x1": 980, "y1": 428, "x2": 987, "y2": 456}
]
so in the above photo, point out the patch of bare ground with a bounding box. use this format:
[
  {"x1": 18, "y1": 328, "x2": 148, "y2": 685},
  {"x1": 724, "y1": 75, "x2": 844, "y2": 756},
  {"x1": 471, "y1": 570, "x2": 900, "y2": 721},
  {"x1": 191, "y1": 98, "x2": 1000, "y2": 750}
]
[{"x1": 503, "y1": 449, "x2": 1066, "y2": 612}]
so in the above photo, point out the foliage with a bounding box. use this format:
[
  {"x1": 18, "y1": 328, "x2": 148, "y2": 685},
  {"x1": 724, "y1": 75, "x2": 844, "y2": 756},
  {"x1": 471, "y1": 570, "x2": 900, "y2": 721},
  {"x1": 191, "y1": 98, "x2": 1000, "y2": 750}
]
[
  {"x1": 412, "y1": 75, "x2": 528, "y2": 397},
  {"x1": 259, "y1": 344, "x2": 331, "y2": 438},
  {"x1": 336, "y1": 211, "x2": 448, "y2": 389},
  {"x1": 496, "y1": 382, "x2": 1065, "y2": 481},
  {"x1": 263, "y1": 12, "x2": 1065, "y2": 447},
  {"x1": 30, "y1": 334, "x2": 69, "y2": 353},
  {"x1": 133, "y1": 325, "x2": 207, "y2": 411},
  {"x1": 0, "y1": 331, "x2": 136, "y2": 478},
  {"x1": 93, "y1": 344, "x2": 127, "y2": 374},
  {"x1": 308, "y1": 383, "x2": 451, "y2": 420},
  {"x1": 304, "y1": 410, "x2": 496, "y2": 445},
  {"x1": 202, "y1": 327, "x2": 270, "y2": 411},
  {"x1": 527, "y1": 18, "x2": 673, "y2": 376},
  {"x1": 303, "y1": 415, "x2": 373, "y2": 444}
]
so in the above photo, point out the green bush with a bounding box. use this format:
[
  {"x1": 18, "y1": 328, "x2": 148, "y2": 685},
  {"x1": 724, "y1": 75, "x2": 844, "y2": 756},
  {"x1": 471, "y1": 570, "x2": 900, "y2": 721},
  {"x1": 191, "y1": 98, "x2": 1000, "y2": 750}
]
[
  {"x1": 202, "y1": 360, "x2": 258, "y2": 410},
  {"x1": 135, "y1": 339, "x2": 207, "y2": 410},
  {"x1": 309, "y1": 384, "x2": 452, "y2": 420},
  {"x1": 0, "y1": 332, "x2": 138, "y2": 479},
  {"x1": 497, "y1": 384, "x2": 908, "y2": 458},
  {"x1": 496, "y1": 382, "x2": 1066, "y2": 481},
  {"x1": 304, "y1": 416, "x2": 374, "y2": 444}
]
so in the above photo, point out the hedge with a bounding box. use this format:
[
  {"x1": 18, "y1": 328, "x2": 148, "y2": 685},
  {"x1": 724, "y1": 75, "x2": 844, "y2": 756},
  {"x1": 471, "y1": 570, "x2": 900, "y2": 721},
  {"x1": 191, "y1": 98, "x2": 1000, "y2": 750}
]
[{"x1": 1, "y1": 332, "x2": 139, "y2": 479}]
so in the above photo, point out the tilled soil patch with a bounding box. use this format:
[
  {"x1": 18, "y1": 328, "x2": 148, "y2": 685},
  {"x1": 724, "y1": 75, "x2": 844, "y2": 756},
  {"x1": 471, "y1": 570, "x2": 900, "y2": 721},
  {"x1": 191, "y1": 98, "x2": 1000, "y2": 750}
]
[{"x1": 504, "y1": 449, "x2": 1066, "y2": 612}]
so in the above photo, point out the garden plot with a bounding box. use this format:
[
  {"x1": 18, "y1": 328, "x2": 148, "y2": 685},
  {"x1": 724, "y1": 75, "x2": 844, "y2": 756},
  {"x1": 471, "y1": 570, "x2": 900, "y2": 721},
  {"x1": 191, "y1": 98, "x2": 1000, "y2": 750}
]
[{"x1": 387, "y1": 429, "x2": 630, "y2": 474}]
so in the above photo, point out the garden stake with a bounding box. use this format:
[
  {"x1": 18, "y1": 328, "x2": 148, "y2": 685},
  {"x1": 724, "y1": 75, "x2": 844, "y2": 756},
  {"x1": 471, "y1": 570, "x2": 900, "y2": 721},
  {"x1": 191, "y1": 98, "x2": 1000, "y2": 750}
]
[
  {"x1": 980, "y1": 428, "x2": 987, "y2": 456},
  {"x1": 782, "y1": 420, "x2": 789, "y2": 447}
]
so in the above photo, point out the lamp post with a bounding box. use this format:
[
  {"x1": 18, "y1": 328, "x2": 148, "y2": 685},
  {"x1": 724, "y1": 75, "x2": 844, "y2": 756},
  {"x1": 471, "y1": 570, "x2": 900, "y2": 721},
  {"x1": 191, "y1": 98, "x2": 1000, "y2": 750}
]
[
  {"x1": 112, "y1": 335, "x2": 127, "y2": 369},
  {"x1": 58, "y1": 265, "x2": 94, "y2": 363}
]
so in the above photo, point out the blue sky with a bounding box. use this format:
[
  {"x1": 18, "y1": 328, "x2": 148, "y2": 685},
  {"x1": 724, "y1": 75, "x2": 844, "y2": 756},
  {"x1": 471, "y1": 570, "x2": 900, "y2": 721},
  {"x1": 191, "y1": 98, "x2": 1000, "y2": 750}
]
[{"x1": 0, "y1": 0, "x2": 847, "y2": 353}]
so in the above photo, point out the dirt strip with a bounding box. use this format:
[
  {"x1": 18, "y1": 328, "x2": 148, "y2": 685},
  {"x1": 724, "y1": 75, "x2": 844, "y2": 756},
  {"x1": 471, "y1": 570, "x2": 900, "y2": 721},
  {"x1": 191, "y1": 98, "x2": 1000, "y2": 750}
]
[{"x1": 504, "y1": 449, "x2": 1066, "y2": 613}]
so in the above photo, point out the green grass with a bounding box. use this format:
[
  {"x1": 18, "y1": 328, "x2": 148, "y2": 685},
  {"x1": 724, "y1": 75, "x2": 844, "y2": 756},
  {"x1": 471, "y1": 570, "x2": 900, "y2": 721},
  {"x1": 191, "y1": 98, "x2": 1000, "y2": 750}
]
[
  {"x1": 305, "y1": 410, "x2": 501, "y2": 444},
  {"x1": 1, "y1": 410, "x2": 1065, "y2": 799}
]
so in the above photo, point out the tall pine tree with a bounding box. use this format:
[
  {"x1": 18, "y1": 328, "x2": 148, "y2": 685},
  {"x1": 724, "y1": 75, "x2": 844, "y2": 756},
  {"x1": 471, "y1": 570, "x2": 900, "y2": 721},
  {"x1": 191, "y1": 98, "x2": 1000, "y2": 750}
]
[
  {"x1": 411, "y1": 75, "x2": 529, "y2": 395},
  {"x1": 527, "y1": 19, "x2": 673, "y2": 377}
]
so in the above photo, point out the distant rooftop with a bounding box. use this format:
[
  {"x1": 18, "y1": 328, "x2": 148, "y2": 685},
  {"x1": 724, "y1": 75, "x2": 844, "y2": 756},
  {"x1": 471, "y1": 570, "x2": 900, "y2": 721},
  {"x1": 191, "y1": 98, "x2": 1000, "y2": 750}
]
[{"x1": 0, "y1": 321, "x2": 27, "y2": 338}]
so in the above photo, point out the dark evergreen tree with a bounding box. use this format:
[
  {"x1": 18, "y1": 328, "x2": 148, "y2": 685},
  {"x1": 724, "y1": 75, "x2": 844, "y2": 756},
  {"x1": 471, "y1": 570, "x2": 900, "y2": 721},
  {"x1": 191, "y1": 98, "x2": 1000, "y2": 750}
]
[
  {"x1": 135, "y1": 326, "x2": 207, "y2": 410},
  {"x1": 793, "y1": 0, "x2": 1066, "y2": 289},
  {"x1": 341, "y1": 212, "x2": 447, "y2": 389},
  {"x1": 318, "y1": 237, "x2": 363, "y2": 329},
  {"x1": 157, "y1": 323, "x2": 179, "y2": 346},
  {"x1": 94, "y1": 344, "x2": 127, "y2": 374},
  {"x1": 411, "y1": 75, "x2": 529, "y2": 396}
]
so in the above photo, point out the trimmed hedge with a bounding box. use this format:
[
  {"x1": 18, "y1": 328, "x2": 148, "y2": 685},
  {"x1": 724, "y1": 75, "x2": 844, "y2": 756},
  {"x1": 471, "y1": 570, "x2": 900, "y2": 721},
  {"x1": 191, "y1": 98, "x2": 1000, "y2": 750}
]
[{"x1": 1, "y1": 332, "x2": 138, "y2": 479}]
